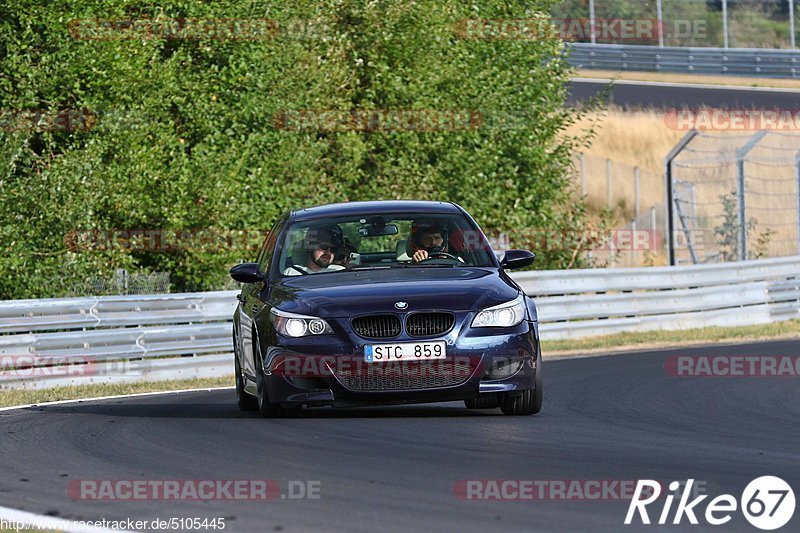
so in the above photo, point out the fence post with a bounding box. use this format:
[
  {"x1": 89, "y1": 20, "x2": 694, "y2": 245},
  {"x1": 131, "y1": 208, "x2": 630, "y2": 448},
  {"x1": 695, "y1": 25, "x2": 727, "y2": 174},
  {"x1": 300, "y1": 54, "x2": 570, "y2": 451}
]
[
  {"x1": 796, "y1": 149, "x2": 800, "y2": 254},
  {"x1": 634, "y1": 166, "x2": 640, "y2": 220},
  {"x1": 115, "y1": 269, "x2": 128, "y2": 294},
  {"x1": 722, "y1": 0, "x2": 729, "y2": 48},
  {"x1": 791, "y1": 0, "x2": 796, "y2": 50},
  {"x1": 656, "y1": 0, "x2": 664, "y2": 47},
  {"x1": 664, "y1": 129, "x2": 698, "y2": 265},
  {"x1": 650, "y1": 206, "x2": 658, "y2": 257},
  {"x1": 589, "y1": 0, "x2": 597, "y2": 44},
  {"x1": 736, "y1": 131, "x2": 767, "y2": 261},
  {"x1": 606, "y1": 158, "x2": 612, "y2": 207},
  {"x1": 673, "y1": 180, "x2": 699, "y2": 264}
]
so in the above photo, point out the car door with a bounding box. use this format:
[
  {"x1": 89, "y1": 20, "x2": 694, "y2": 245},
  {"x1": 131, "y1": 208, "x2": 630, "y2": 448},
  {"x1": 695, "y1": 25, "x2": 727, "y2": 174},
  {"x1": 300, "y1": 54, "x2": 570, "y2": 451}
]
[{"x1": 238, "y1": 216, "x2": 286, "y2": 380}]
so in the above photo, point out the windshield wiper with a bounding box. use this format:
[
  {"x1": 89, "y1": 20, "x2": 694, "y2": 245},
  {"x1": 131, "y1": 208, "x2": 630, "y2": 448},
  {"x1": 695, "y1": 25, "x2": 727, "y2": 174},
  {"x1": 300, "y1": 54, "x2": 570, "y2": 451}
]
[
  {"x1": 347, "y1": 265, "x2": 393, "y2": 271},
  {"x1": 407, "y1": 263, "x2": 458, "y2": 268}
]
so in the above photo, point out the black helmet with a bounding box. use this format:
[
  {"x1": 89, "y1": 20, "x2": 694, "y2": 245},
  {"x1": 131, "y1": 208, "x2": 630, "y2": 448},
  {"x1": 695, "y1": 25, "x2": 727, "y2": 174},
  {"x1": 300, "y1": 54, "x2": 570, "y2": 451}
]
[
  {"x1": 305, "y1": 223, "x2": 343, "y2": 248},
  {"x1": 410, "y1": 220, "x2": 449, "y2": 253}
]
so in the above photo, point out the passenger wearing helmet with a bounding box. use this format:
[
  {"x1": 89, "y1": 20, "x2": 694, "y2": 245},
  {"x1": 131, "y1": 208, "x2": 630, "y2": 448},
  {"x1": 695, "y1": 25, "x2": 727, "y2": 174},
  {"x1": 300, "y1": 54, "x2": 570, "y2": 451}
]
[
  {"x1": 284, "y1": 225, "x2": 346, "y2": 275},
  {"x1": 409, "y1": 220, "x2": 457, "y2": 263},
  {"x1": 333, "y1": 237, "x2": 359, "y2": 267}
]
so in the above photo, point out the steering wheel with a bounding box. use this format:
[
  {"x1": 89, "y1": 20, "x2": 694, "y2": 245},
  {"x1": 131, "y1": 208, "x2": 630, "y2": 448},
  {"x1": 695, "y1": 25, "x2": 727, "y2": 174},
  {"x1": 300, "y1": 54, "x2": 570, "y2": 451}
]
[{"x1": 419, "y1": 251, "x2": 459, "y2": 261}]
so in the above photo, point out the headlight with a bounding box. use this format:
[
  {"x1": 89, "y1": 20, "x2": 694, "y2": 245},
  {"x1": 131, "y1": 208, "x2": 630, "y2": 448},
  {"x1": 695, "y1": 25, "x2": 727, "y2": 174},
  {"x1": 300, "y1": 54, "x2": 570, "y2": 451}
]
[
  {"x1": 471, "y1": 295, "x2": 526, "y2": 328},
  {"x1": 270, "y1": 308, "x2": 334, "y2": 337}
]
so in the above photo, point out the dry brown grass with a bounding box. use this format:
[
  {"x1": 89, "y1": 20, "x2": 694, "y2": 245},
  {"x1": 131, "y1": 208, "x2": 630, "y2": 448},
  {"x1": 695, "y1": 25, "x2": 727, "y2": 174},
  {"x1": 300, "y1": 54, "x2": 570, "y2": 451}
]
[
  {"x1": 574, "y1": 70, "x2": 800, "y2": 90},
  {"x1": 563, "y1": 107, "x2": 683, "y2": 266},
  {"x1": 567, "y1": 107, "x2": 684, "y2": 173},
  {"x1": 566, "y1": 108, "x2": 799, "y2": 266}
]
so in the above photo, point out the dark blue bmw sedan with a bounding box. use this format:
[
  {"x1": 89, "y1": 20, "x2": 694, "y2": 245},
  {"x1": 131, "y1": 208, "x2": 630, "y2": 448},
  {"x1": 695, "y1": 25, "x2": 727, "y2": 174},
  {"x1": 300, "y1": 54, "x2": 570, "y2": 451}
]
[{"x1": 230, "y1": 200, "x2": 542, "y2": 417}]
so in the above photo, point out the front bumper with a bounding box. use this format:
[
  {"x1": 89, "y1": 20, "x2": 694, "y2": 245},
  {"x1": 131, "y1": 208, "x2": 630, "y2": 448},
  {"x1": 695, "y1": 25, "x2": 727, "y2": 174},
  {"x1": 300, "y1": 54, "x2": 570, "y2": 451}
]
[{"x1": 258, "y1": 319, "x2": 539, "y2": 407}]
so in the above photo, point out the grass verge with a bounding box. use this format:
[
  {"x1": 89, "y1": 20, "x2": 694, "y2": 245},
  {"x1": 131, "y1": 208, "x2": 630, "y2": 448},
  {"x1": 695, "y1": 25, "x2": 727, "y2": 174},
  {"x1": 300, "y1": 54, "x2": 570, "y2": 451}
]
[
  {"x1": 543, "y1": 319, "x2": 800, "y2": 357},
  {"x1": 574, "y1": 70, "x2": 800, "y2": 90},
  {"x1": 0, "y1": 376, "x2": 233, "y2": 409}
]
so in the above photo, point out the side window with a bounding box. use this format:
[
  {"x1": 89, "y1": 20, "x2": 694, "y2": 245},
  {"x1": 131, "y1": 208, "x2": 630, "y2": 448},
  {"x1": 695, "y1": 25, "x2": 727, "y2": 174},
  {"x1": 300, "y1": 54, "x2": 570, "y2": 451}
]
[{"x1": 257, "y1": 217, "x2": 286, "y2": 273}]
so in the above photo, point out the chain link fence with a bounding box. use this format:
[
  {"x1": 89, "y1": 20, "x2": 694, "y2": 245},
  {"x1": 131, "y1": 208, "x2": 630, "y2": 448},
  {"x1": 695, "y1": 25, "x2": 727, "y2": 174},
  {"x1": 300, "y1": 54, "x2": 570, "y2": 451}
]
[
  {"x1": 553, "y1": 0, "x2": 799, "y2": 49},
  {"x1": 68, "y1": 269, "x2": 171, "y2": 296},
  {"x1": 666, "y1": 130, "x2": 800, "y2": 264},
  {"x1": 574, "y1": 152, "x2": 666, "y2": 267}
]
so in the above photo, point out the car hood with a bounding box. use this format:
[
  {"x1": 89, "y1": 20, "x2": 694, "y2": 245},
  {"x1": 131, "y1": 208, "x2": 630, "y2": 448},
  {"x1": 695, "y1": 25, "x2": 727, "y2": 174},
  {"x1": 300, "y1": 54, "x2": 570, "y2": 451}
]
[{"x1": 268, "y1": 267, "x2": 520, "y2": 318}]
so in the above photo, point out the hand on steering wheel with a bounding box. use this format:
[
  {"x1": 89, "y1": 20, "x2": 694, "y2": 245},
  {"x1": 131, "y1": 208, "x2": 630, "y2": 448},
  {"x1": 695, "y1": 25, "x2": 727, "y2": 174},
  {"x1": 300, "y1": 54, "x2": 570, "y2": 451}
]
[{"x1": 419, "y1": 251, "x2": 458, "y2": 261}]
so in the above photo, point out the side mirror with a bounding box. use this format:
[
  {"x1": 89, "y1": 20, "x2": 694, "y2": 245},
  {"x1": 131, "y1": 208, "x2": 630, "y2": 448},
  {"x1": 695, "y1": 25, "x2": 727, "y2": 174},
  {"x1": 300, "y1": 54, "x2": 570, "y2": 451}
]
[
  {"x1": 500, "y1": 249, "x2": 535, "y2": 270},
  {"x1": 229, "y1": 262, "x2": 266, "y2": 284}
]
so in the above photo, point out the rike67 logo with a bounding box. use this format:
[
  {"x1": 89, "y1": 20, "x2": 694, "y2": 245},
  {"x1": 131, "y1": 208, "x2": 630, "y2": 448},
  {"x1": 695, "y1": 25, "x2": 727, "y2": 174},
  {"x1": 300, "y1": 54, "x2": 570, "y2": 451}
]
[{"x1": 626, "y1": 477, "x2": 795, "y2": 530}]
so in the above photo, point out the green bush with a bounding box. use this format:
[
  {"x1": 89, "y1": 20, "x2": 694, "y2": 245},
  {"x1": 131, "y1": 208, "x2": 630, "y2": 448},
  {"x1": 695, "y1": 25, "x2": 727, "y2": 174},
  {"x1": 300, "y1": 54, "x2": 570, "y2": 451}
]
[{"x1": 0, "y1": 0, "x2": 599, "y2": 299}]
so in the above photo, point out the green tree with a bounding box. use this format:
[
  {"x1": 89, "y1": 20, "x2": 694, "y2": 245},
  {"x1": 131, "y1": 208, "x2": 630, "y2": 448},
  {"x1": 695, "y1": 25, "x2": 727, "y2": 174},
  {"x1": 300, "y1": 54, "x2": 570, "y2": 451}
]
[{"x1": 0, "y1": 0, "x2": 598, "y2": 299}]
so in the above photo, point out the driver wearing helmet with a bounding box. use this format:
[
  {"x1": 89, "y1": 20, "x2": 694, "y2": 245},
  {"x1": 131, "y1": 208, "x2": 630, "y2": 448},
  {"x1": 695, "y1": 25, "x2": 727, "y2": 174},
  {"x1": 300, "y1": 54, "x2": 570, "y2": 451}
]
[{"x1": 409, "y1": 220, "x2": 454, "y2": 264}]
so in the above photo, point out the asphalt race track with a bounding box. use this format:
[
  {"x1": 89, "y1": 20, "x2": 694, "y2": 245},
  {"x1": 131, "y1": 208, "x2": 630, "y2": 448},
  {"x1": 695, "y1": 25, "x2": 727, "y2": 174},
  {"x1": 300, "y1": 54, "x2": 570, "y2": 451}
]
[
  {"x1": 1, "y1": 339, "x2": 799, "y2": 532},
  {"x1": 568, "y1": 79, "x2": 800, "y2": 110}
]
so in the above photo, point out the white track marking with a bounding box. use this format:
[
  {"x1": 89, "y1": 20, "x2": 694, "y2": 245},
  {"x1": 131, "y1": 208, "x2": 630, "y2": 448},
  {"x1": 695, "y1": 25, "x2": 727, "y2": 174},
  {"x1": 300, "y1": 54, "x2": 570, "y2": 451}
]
[
  {"x1": 0, "y1": 386, "x2": 234, "y2": 412},
  {"x1": 0, "y1": 503, "x2": 134, "y2": 533},
  {"x1": 0, "y1": 387, "x2": 236, "y2": 532}
]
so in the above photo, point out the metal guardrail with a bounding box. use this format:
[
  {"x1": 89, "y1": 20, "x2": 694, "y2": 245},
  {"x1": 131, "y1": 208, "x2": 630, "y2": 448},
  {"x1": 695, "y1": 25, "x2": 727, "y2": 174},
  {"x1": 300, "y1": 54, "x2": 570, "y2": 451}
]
[
  {"x1": 515, "y1": 255, "x2": 800, "y2": 338},
  {"x1": 2, "y1": 256, "x2": 799, "y2": 389},
  {"x1": 568, "y1": 43, "x2": 800, "y2": 78}
]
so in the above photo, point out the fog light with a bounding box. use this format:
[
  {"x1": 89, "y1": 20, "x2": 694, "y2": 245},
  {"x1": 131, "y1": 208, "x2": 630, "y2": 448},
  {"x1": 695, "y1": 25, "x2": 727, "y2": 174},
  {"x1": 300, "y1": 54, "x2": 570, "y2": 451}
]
[{"x1": 485, "y1": 359, "x2": 525, "y2": 380}]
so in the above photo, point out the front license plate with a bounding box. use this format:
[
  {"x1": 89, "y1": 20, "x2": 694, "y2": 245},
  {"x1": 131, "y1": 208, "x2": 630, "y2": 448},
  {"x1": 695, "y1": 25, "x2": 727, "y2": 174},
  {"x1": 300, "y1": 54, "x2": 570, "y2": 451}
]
[{"x1": 364, "y1": 341, "x2": 446, "y2": 363}]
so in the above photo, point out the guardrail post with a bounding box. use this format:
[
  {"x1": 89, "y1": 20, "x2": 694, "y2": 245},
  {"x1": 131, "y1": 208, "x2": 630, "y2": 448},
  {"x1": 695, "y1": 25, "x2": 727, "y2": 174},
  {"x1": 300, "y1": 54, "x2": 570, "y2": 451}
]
[
  {"x1": 664, "y1": 129, "x2": 698, "y2": 265},
  {"x1": 736, "y1": 131, "x2": 767, "y2": 261}
]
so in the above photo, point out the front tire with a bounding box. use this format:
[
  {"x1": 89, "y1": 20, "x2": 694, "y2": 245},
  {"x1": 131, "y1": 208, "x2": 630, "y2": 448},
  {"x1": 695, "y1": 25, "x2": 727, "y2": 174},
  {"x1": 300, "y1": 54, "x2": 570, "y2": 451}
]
[
  {"x1": 255, "y1": 343, "x2": 301, "y2": 418},
  {"x1": 464, "y1": 394, "x2": 501, "y2": 409},
  {"x1": 500, "y1": 351, "x2": 543, "y2": 416},
  {"x1": 234, "y1": 331, "x2": 258, "y2": 412}
]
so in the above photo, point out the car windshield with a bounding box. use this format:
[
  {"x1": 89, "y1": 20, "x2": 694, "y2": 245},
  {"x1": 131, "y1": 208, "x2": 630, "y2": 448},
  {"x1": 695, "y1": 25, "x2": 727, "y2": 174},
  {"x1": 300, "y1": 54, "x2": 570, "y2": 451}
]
[{"x1": 278, "y1": 212, "x2": 496, "y2": 275}]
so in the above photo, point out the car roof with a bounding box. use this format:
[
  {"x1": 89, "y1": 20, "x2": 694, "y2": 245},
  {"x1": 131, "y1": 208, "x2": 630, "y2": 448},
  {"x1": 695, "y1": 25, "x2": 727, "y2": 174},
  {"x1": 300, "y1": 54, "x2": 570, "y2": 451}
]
[{"x1": 290, "y1": 200, "x2": 461, "y2": 222}]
